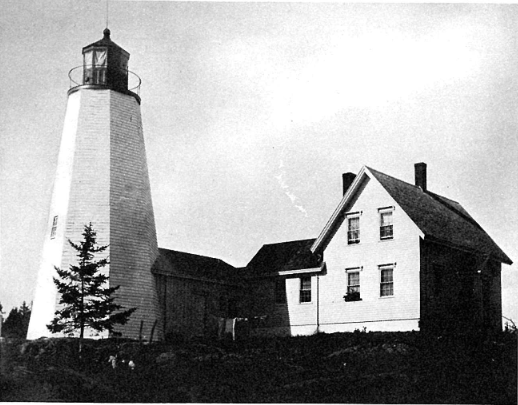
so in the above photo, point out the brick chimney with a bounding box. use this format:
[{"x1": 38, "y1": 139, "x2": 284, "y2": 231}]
[
  {"x1": 342, "y1": 172, "x2": 356, "y2": 196},
  {"x1": 414, "y1": 162, "x2": 427, "y2": 191}
]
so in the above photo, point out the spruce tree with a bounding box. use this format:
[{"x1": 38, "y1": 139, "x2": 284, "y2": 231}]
[
  {"x1": 4, "y1": 308, "x2": 21, "y2": 338},
  {"x1": 47, "y1": 223, "x2": 136, "y2": 350},
  {"x1": 3, "y1": 302, "x2": 31, "y2": 338},
  {"x1": 19, "y1": 301, "x2": 31, "y2": 336}
]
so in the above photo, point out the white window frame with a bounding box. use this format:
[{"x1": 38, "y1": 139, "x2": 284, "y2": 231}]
[
  {"x1": 379, "y1": 263, "x2": 395, "y2": 297},
  {"x1": 345, "y1": 267, "x2": 362, "y2": 295},
  {"x1": 346, "y1": 212, "x2": 361, "y2": 245},
  {"x1": 379, "y1": 207, "x2": 394, "y2": 240},
  {"x1": 299, "y1": 276, "x2": 312, "y2": 303}
]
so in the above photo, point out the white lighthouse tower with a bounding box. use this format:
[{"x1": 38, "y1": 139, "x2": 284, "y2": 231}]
[{"x1": 27, "y1": 29, "x2": 162, "y2": 340}]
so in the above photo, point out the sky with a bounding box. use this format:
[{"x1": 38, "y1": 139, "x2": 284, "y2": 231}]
[{"x1": 1, "y1": 1, "x2": 517, "y2": 325}]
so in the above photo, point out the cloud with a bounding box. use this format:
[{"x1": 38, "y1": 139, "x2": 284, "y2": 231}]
[
  {"x1": 275, "y1": 159, "x2": 308, "y2": 217},
  {"x1": 270, "y1": 26, "x2": 480, "y2": 127}
]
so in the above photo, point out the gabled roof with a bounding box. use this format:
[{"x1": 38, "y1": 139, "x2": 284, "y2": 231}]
[
  {"x1": 312, "y1": 166, "x2": 512, "y2": 265},
  {"x1": 152, "y1": 248, "x2": 243, "y2": 285},
  {"x1": 245, "y1": 238, "x2": 323, "y2": 277}
]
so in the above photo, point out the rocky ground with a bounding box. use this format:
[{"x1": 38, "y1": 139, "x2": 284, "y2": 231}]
[{"x1": 0, "y1": 330, "x2": 516, "y2": 403}]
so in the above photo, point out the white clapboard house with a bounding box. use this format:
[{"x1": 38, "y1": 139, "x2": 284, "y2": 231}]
[{"x1": 243, "y1": 163, "x2": 512, "y2": 336}]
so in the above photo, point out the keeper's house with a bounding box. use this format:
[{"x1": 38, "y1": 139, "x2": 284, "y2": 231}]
[{"x1": 243, "y1": 163, "x2": 512, "y2": 336}]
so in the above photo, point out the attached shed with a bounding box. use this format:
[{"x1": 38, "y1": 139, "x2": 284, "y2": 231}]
[
  {"x1": 152, "y1": 248, "x2": 245, "y2": 340},
  {"x1": 244, "y1": 239, "x2": 325, "y2": 336}
]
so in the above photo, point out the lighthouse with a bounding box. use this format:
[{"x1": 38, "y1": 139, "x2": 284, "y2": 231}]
[{"x1": 27, "y1": 29, "x2": 162, "y2": 340}]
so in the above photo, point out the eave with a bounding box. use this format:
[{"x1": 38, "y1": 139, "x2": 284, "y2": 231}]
[
  {"x1": 423, "y1": 235, "x2": 513, "y2": 266},
  {"x1": 245, "y1": 263, "x2": 326, "y2": 279},
  {"x1": 152, "y1": 269, "x2": 245, "y2": 287},
  {"x1": 310, "y1": 166, "x2": 368, "y2": 255}
]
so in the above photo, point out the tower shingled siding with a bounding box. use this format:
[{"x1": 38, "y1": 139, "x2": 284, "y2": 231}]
[
  {"x1": 109, "y1": 91, "x2": 162, "y2": 340},
  {"x1": 28, "y1": 89, "x2": 162, "y2": 340},
  {"x1": 57, "y1": 90, "x2": 111, "y2": 339},
  {"x1": 27, "y1": 92, "x2": 83, "y2": 339}
]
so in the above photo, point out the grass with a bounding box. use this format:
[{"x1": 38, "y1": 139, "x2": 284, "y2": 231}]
[{"x1": 0, "y1": 330, "x2": 516, "y2": 403}]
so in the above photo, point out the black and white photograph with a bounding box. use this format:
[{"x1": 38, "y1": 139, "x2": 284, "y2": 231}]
[{"x1": 0, "y1": 1, "x2": 517, "y2": 402}]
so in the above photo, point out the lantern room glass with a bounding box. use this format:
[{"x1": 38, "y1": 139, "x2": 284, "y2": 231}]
[{"x1": 83, "y1": 49, "x2": 107, "y2": 85}]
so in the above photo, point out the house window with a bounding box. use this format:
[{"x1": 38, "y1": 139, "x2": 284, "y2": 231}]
[
  {"x1": 347, "y1": 271, "x2": 360, "y2": 294},
  {"x1": 347, "y1": 216, "x2": 360, "y2": 244},
  {"x1": 380, "y1": 210, "x2": 393, "y2": 240},
  {"x1": 275, "y1": 278, "x2": 287, "y2": 304},
  {"x1": 299, "y1": 276, "x2": 312, "y2": 303},
  {"x1": 343, "y1": 268, "x2": 362, "y2": 302},
  {"x1": 380, "y1": 265, "x2": 394, "y2": 297},
  {"x1": 50, "y1": 216, "x2": 58, "y2": 239}
]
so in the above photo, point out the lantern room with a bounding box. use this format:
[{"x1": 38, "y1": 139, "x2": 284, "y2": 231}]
[{"x1": 68, "y1": 29, "x2": 140, "y2": 102}]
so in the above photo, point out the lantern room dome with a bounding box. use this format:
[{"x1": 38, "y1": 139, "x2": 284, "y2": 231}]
[
  {"x1": 82, "y1": 27, "x2": 122, "y2": 51},
  {"x1": 68, "y1": 29, "x2": 141, "y2": 103}
]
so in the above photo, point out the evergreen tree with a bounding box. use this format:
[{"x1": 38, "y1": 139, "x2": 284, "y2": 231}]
[
  {"x1": 4, "y1": 308, "x2": 20, "y2": 337},
  {"x1": 3, "y1": 302, "x2": 31, "y2": 338},
  {"x1": 19, "y1": 301, "x2": 31, "y2": 335},
  {"x1": 47, "y1": 223, "x2": 136, "y2": 350}
]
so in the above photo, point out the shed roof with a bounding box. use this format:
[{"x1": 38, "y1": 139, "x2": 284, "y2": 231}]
[
  {"x1": 152, "y1": 248, "x2": 243, "y2": 284},
  {"x1": 245, "y1": 238, "x2": 322, "y2": 277}
]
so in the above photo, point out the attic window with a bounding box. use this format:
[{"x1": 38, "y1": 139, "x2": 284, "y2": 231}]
[
  {"x1": 347, "y1": 215, "x2": 360, "y2": 245},
  {"x1": 379, "y1": 209, "x2": 393, "y2": 240}
]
